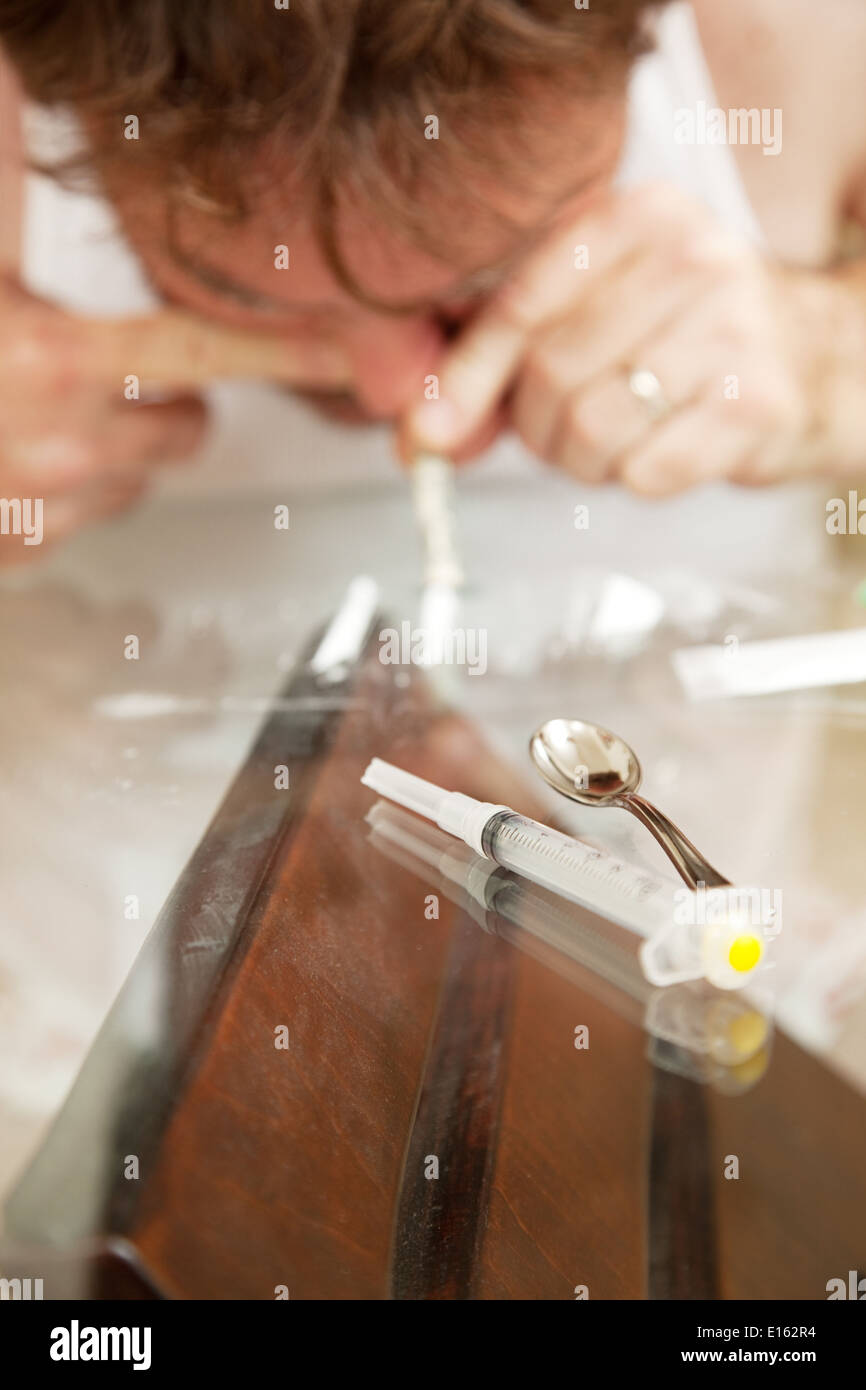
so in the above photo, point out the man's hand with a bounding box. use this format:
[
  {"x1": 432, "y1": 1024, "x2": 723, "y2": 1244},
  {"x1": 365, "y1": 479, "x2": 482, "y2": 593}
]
[
  {"x1": 0, "y1": 275, "x2": 351, "y2": 560},
  {"x1": 405, "y1": 183, "x2": 862, "y2": 492}
]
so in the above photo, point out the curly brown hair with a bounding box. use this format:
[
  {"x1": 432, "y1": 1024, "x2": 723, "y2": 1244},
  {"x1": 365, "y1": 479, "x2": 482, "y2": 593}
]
[{"x1": 0, "y1": 1, "x2": 656, "y2": 291}]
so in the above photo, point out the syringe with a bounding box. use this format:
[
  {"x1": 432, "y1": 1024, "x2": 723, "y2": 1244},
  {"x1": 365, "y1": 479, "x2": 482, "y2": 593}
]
[
  {"x1": 365, "y1": 799, "x2": 773, "y2": 1087},
  {"x1": 360, "y1": 758, "x2": 768, "y2": 991}
]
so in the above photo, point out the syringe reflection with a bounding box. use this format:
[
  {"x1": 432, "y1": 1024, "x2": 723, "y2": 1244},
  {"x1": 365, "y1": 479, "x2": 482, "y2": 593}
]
[{"x1": 366, "y1": 800, "x2": 774, "y2": 1094}]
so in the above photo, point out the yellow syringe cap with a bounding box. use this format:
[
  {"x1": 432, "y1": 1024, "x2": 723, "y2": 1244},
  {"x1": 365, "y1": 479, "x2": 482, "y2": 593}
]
[{"x1": 703, "y1": 914, "x2": 765, "y2": 990}]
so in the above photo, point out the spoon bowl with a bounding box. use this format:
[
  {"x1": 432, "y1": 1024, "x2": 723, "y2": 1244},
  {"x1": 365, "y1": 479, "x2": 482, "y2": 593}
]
[{"x1": 529, "y1": 717, "x2": 641, "y2": 805}]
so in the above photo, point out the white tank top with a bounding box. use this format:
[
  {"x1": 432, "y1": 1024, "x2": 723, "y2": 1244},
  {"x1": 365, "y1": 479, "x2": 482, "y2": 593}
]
[{"x1": 19, "y1": 2, "x2": 763, "y2": 496}]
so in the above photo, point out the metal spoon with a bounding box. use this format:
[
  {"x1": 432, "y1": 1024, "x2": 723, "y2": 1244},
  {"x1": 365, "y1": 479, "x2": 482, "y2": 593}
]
[{"x1": 529, "y1": 718, "x2": 730, "y2": 890}]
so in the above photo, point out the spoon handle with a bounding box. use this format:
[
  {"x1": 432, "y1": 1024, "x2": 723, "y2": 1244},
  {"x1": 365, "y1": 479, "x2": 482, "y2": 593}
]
[{"x1": 620, "y1": 793, "x2": 730, "y2": 890}]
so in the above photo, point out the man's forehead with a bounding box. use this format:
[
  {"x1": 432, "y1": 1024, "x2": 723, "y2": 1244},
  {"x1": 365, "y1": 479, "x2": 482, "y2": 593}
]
[
  {"x1": 114, "y1": 97, "x2": 623, "y2": 320},
  {"x1": 155, "y1": 182, "x2": 554, "y2": 315},
  {"x1": 157, "y1": 169, "x2": 610, "y2": 321},
  {"x1": 163, "y1": 217, "x2": 527, "y2": 317}
]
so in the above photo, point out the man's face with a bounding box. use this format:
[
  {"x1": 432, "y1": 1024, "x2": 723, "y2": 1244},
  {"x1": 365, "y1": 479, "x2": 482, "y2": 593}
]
[{"x1": 110, "y1": 95, "x2": 626, "y2": 423}]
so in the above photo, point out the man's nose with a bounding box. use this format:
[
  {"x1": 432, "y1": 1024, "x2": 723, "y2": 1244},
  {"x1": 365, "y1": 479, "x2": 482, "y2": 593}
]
[{"x1": 344, "y1": 314, "x2": 445, "y2": 418}]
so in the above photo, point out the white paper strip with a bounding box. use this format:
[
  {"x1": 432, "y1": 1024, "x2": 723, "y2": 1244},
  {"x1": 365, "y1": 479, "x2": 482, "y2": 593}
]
[{"x1": 672, "y1": 628, "x2": 866, "y2": 700}]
